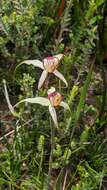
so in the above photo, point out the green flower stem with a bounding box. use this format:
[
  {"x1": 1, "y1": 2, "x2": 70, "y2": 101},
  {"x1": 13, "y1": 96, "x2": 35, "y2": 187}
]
[{"x1": 47, "y1": 117, "x2": 55, "y2": 189}]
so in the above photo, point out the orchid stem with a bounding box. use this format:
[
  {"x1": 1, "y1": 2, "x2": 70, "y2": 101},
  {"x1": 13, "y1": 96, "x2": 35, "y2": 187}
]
[
  {"x1": 47, "y1": 117, "x2": 55, "y2": 189},
  {"x1": 59, "y1": 79, "x2": 61, "y2": 93}
]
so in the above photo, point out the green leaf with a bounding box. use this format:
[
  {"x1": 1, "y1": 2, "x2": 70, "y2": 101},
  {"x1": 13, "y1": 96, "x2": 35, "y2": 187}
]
[{"x1": 74, "y1": 62, "x2": 94, "y2": 123}]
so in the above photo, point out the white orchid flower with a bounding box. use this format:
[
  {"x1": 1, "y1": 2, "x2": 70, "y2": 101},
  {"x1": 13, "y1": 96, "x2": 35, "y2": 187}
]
[
  {"x1": 16, "y1": 87, "x2": 70, "y2": 128},
  {"x1": 21, "y1": 54, "x2": 68, "y2": 89}
]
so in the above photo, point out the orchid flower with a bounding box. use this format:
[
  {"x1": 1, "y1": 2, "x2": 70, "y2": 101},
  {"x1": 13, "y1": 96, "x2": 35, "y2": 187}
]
[
  {"x1": 16, "y1": 87, "x2": 70, "y2": 128},
  {"x1": 21, "y1": 54, "x2": 68, "y2": 89}
]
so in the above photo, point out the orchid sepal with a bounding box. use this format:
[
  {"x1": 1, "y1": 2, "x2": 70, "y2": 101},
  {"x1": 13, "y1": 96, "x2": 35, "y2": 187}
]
[
  {"x1": 21, "y1": 60, "x2": 44, "y2": 69},
  {"x1": 15, "y1": 97, "x2": 50, "y2": 107},
  {"x1": 53, "y1": 69, "x2": 68, "y2": 87},
  {"x1": 38, "y1": 70, "x2": 48, "y2": 89},
  {"x1": 3, "y1": 79, "x2": 20, "y2": 117},
  {"x1": 60, "y1": 101, "x2": 70, "y2": 110},
  {"x1": 49, "y1": 105, "x2": 58, "y2": 128},
  {"x1": 54, "y1": 54, "x2": 64, "y2": 61}
]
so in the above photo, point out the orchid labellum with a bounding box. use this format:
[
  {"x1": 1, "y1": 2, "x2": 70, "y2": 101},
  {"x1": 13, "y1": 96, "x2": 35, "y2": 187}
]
[
  {"x1": 16, "y1": 87, "x2": 70, "y2": 127},
  {"x1": 21, "y1": 54, "x2": 68, "y2": 89}
]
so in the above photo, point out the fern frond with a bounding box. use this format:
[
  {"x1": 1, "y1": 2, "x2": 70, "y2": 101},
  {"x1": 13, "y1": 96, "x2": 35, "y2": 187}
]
[
  {"x1": 61, "y1": 0, "x2": 73, "y2": 30},
  {"x1": 12, "y1": 0, "x2": 23, "y2": 15},
  {"x1": 0, "y1": 15, "x2": 9, "y2": 36},
  {"x1": 55, "y1": 0, "x2": 73, "y2": 49}
]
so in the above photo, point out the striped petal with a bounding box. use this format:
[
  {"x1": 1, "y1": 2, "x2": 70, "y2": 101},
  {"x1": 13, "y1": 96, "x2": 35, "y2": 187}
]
[
  {"x1": 49, "y1": 105, "x2": 58, "y2": 128},
  {"x1": 38, "y1": 70, "x2": 48, "y2": 89},
  {"x1": 22, "y1": 60, "x2": 44, "y2": 70},
  {"x1": 60, "y1": 101, "x2": 70, "y2": 110},
  {"x1": 16, "y1": 97, "x2": 50, "y2": 107},
  {"x1": 53, "y1": 69, "x2": 68, "y2": 87}
]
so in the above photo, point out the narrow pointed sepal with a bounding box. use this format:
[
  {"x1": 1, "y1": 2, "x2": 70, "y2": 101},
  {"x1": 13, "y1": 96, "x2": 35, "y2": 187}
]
[
  {"x1": 3, "y1": 80, "x2": 19, "y2": 117},
  {"x1": 60, "y1": 101, "x2": 70, "y2": 110},
  {"x1": 15, "y1": 97, "x2": 50, "y2": 107},
  {"x1": 49, "y1": 105, "x2": 58, "y2": 128},
  {"x1": 53, "y1": 69, "x2": 68, "y2": 87},
  {"x1": 38, "y1": 70, "x2": 48, "y2": 89},
  {"x1": 54, "y1": 54, "x2": 64, "y2": 61},
  {"x1": 21, "y1": 60, "x2": 44, "y2": 70}
]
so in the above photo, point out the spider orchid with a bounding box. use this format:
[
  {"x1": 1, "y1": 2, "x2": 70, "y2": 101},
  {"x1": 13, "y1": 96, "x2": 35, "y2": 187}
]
[
  {"x1": 20, "y1": 54, "x2": 68, "y2": 89},
  {"x1": 16, "y1": 87, "x2": 70, "y2": 128}
]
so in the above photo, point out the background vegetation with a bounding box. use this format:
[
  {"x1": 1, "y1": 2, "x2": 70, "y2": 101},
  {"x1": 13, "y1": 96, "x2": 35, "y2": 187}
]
[{"x1": 0, "y1": 0, "x2": 107, "y2": 189}]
